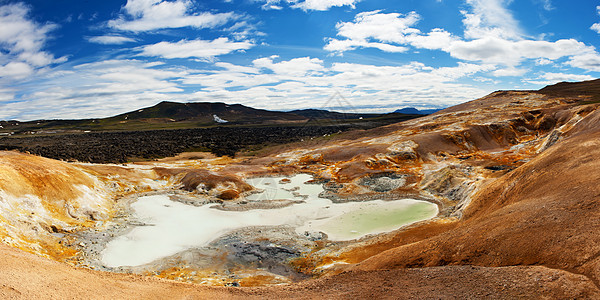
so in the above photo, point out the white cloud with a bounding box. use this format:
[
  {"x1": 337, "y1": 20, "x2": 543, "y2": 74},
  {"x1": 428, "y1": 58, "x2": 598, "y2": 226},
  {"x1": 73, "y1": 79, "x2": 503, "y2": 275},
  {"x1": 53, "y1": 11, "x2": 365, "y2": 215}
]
[
  {"x1": 0, "y1": 59, "x2": 185, "y2": 120},
  {"x1": 0, "y1": 3, "x2": 64, "y2": 80},
  {"x1": 325, "y1": 38, "x2": 409, "y2": 53},
  {"x1": 253, "y1": 56, "x2": 325, "y2": 76},
  {"x1": 180, "y1": 60, "x2": 493, "y2": 113},
  {"x1": 526, "y1": 72, "x2": 595, "y2": 85},
  {"x1": 0, "y1": 61, "x2": 34, "y2": 80},
  {"x1": 108, "y1": 0, "x2": 237, "y2": 32},
  {"x1": 492, "y1": 67, "x2": 528, "y2": 77},
  {"x1": 404, "y1": 28, "x2": 455, "y2": 50},
  {"x1": 292, "y1": 0, "x2": 360, "y2": 11},
  {"x1": 592, "y1": 23, "x2": 600, "y2": 34},
  {"x1": 568, "y1": 53, "x2": 600, "y2": 72},
  {"x1": 255, "y1": 0, "x2": 360, "y2": 11},
  {"x1": 591, "y1": 6, "x2": 600, "y2": 34},
  {"x1": 225, "y1": 20, "x2": 265, "y2": 40},
  {"x1": 539, "y1": 0, "x2": 554, "y2": 11},
  {"x1": 462, "y1": 0, "x2": 522, "y2": 39},
  {"x1": 139, "y1": 38, "x2": 254, "y2": 60},
  {"x1": 3, "y1": 57, "x2": 494, "y2": 120},
  {"x1": 324, "y1": 3, "x2": 600, "y2": 75},
  {"x1": 0, "y1": 88, "x2": 14, "y2": 103},
  {"x1": 535, "y1": 58, "x2": 553, "y2": 65},
  {"x1": 328, "y1": 11, "x2": 419, "y2": 44},
  {"x1": 324, "y1": 11, "x2": 454, "y2": 53},
  {"x1": 87, "y1": 35, "x2": 137, "y2": 44},
  {"x1": 447, "y1": 38, "x2": 592, "y2": 66},
  {"x1": 214, "y1": 62, "x2": 260, "y2": 74}
]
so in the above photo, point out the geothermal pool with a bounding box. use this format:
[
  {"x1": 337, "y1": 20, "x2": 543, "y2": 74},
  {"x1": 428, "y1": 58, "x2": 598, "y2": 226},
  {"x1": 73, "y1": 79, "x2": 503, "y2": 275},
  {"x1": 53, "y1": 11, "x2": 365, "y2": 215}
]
[{"x1": 100, "y1": 174, "x2": 438, "y2": 268}]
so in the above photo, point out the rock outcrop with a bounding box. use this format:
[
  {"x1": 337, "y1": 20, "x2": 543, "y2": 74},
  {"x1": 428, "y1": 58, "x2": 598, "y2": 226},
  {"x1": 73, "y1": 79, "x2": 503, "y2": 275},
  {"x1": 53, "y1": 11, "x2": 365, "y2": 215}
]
[{"x1": 3, "y1": 80, "x2": 600, "y2": 297}]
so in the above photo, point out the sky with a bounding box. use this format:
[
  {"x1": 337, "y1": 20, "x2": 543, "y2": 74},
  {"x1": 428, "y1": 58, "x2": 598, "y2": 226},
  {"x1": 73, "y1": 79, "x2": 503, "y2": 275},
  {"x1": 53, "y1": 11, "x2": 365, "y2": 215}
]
[{"x1": 1, "y1": 0, "x2": 600, "y2": 121}]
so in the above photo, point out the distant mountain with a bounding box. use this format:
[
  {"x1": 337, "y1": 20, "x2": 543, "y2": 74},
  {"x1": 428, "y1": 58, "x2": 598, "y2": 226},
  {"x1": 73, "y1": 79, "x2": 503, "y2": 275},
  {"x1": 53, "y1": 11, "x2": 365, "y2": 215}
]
[
  {"x1": 108, "y1": 101, "x2": 306, "y2": 124},
  {"x1": 538, "y1": 78, "x2": 600, "y2": 102},
  {"x1": 0, "y1": 102, "x2": 310, "y2": 134},
  {"x1": 394, "y1": 107, "x2": 442, "y2": 115},
  {"x1": 288, "y1": 109, "x2": 383, "y2": 119},
  {"x1": 0, "y1": 101, "x2": 425, "y2": 135}
]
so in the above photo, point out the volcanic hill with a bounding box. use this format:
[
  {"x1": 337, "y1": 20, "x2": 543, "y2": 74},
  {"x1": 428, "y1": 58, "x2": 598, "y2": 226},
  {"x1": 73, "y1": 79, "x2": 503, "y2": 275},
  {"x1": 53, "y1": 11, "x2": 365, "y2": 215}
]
[
  {"x1": 1, "y1": 80, "x2": 600, "y2": 298},
  {"x1": 0, "y1": 101, "x2": 421, "y2": 135}
]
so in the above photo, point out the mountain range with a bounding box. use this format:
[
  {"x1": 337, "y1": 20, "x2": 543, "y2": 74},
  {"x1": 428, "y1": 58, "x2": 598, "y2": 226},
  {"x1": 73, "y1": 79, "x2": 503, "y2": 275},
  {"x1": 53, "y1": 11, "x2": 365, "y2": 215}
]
[
  {"x1": 0, "y1": 102, "x2": 425, "y2": 135},
  {"x1": 393, "y1": 107, "x2": 442, "y2": 115}
]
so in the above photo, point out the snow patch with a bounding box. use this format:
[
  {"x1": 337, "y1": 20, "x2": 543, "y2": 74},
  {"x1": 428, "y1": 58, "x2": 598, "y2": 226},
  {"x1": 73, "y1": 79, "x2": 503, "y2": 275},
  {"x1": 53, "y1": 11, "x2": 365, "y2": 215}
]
[{"x1": 213, "y1": 114, "x2": 228, "y2": 123}]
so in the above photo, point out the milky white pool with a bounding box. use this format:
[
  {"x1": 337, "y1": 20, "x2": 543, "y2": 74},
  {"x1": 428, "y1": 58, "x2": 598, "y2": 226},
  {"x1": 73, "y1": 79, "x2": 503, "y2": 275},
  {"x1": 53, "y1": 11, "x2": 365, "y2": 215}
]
[{"x1": 100, "y1": 174, "x2": 437, "y2": 267}]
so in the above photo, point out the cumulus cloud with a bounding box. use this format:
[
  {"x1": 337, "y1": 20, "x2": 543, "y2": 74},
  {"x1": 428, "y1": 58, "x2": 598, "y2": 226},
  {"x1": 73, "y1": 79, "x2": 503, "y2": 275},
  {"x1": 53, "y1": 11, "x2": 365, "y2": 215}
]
[
  {"x1": 447, "y1": 38, "x2": 592, "y2": 66},
  {"x1": 526, "y1": 72, "x2": 595, "y2": 85},
  {"x1": 138, "y1": 38, "x2": 254, "y2": 60},
  {"x1": 4, "y1": 57, "x2": 493, "y2": 120},
  {"x1": 0, "y1": 88, "x2": 14, "y2": 103},
  {"x1": 451, "y1": 0, "x2": 600, "y2": 69},
  {"x1": 332, "y1": 11, "x2": 420, "y2": 42},
  {"x1": 255, "y1": 0, "x2": 360, "y2": 11},
  {"x1": 108, "y1": 0, "x2": 237, "y2": 32},
  {"x1": 253, "y1": 56, "x2": 325, "y2": 76},
  {"x1": 292, "y1": 0, "x2": 360, "y2": 11},
  {"x1": 0, "y1": 62, "x2": 34, "y2": 80},
  {"x1": 181, "y1": 59, "x2": 494, "y2": 113},
  {"x1": 325, "y1": 11, "x2": 454, "y2": 53},
  {"x1": 567, "y1": 53, "x2": 600, "y2": 72},
  {"x1": 591, "y1": 6, "x2": 600, "y2": 34},
  {"x1": 535, "y1": 58, "x2": 553, "y2": 66},
  {"x1": 87, "y1": 35, "x2": 137, "y2": 45},
  {"x1": 462, "y1": 0, "x2": 522, "y2": 39},
  {"x1": 0, "y1": 3, "x2": 64, "y2": 80},
  {"x1": 325, "y1": 2, "x2": 600, "y2": 74},
  {"x1": 0, "y1": 59, "x2": 185, "y2": 120}
]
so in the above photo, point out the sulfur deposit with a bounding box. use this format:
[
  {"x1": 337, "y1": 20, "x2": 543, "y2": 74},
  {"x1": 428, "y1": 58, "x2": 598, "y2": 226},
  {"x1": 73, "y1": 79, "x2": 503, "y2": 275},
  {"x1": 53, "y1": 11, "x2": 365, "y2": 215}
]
[{"x1": 2, "y1": 82, "x2": 600, "y2": 298}]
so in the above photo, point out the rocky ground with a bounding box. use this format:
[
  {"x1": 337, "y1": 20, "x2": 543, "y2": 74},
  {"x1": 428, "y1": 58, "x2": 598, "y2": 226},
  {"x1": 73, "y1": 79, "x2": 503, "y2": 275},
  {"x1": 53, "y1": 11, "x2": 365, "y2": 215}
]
[
  {"x1": 0, "y1": 125, "x2": 356, "y2": 163},
  {"x1": 2, "y1": 80, "x2": 600, "y2": 298},
  {"x1": 0, "y1": 242, "x2": 597, "y2": 299}
]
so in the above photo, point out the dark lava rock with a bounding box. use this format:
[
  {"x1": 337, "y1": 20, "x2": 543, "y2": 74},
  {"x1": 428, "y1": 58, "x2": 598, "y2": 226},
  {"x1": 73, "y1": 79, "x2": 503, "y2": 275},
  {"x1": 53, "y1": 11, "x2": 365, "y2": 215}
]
[{"x1": 0, "y1": 125, "x2": 353, "y2": 163}]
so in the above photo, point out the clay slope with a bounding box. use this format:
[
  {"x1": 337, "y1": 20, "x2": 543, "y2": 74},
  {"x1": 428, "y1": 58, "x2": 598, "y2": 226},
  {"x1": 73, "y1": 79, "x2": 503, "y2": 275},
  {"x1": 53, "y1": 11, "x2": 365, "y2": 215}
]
[
  {"x1": 3, "y1": 82, "x2": 600, "y2": 298},
  {"x1": 0, "y1": 242, "x2": 597, "y2": 299},
  {"x1": 355, "y1": 105, "x2": 600, "y2": 287}
]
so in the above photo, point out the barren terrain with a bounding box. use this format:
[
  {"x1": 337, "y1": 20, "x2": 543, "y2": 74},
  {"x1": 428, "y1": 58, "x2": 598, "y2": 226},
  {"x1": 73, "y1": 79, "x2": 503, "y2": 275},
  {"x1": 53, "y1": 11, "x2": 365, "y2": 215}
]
[{"x1": 2, "y1": 80, "x2": 600, "y2": 298}]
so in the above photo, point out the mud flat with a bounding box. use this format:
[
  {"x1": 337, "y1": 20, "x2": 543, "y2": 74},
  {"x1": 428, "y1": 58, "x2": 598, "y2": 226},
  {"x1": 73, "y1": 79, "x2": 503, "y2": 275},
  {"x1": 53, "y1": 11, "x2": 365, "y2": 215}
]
[{"x1": 95, "y1": 174, "x2": 437, "y2": 281}]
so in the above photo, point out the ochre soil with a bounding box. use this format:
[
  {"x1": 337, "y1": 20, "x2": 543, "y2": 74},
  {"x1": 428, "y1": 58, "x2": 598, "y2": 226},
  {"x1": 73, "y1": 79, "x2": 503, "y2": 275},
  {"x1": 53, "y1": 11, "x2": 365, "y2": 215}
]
[
  {"x1": 4, "y1": 81, "x2": 600, "y2": 298},
  {"x1": 0, "y1": 242, "x2": 597, "y2": 299},
  {"x1": 355, "y1": 112, "x2": 600, "y2": 284}
]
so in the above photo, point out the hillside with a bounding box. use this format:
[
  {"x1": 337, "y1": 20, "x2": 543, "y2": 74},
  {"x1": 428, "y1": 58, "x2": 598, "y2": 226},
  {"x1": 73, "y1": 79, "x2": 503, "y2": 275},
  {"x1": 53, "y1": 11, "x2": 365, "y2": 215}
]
[
  {"x1": 393, "y1": 107, "x2": 442, "y2": 115},
  {"x1": 108, "y1": 101, "x2": 307, "y2": 124},
  {"x1": 0, "y1": 101, "x2": 421, "y2": 136},
  {"x1": 1, "y1": 79, "x2": 600, "y2": 298},
  {"x1": 539, "y1": 78, "x2": 600, "y2": 102},
  {"x1": 0, "y1": 101, "x2": 309, "y2": 134},
  {"x1": 289, "y1": 109, "x2": 384, "y2": 119}
]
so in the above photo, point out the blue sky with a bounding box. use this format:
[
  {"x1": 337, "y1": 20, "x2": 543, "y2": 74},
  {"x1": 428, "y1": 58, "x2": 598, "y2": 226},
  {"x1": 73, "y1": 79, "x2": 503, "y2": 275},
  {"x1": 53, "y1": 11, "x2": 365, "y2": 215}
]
[{"x1": 1, "y1": 0, "x2": 600, "y2": 120}]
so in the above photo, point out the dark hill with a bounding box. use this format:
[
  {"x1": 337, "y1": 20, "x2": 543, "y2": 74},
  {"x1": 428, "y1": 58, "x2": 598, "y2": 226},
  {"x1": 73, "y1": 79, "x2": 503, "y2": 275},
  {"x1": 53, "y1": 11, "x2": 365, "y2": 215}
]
[
  {"x1": 393, "y1": 107, "x2": 442, "y2": 115},
  {"x1": 0, "y1": 101, "x2": 425, "y2": 135},
  {"x1": 538, "y1": 78, "x2": 600, "y2": 102},
  {"x1": 110, "y1": 101, "x2": 307, "y2": 124},
  {"x1": 288, "y1": 109, "x2": 382, "y2": 119}
]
